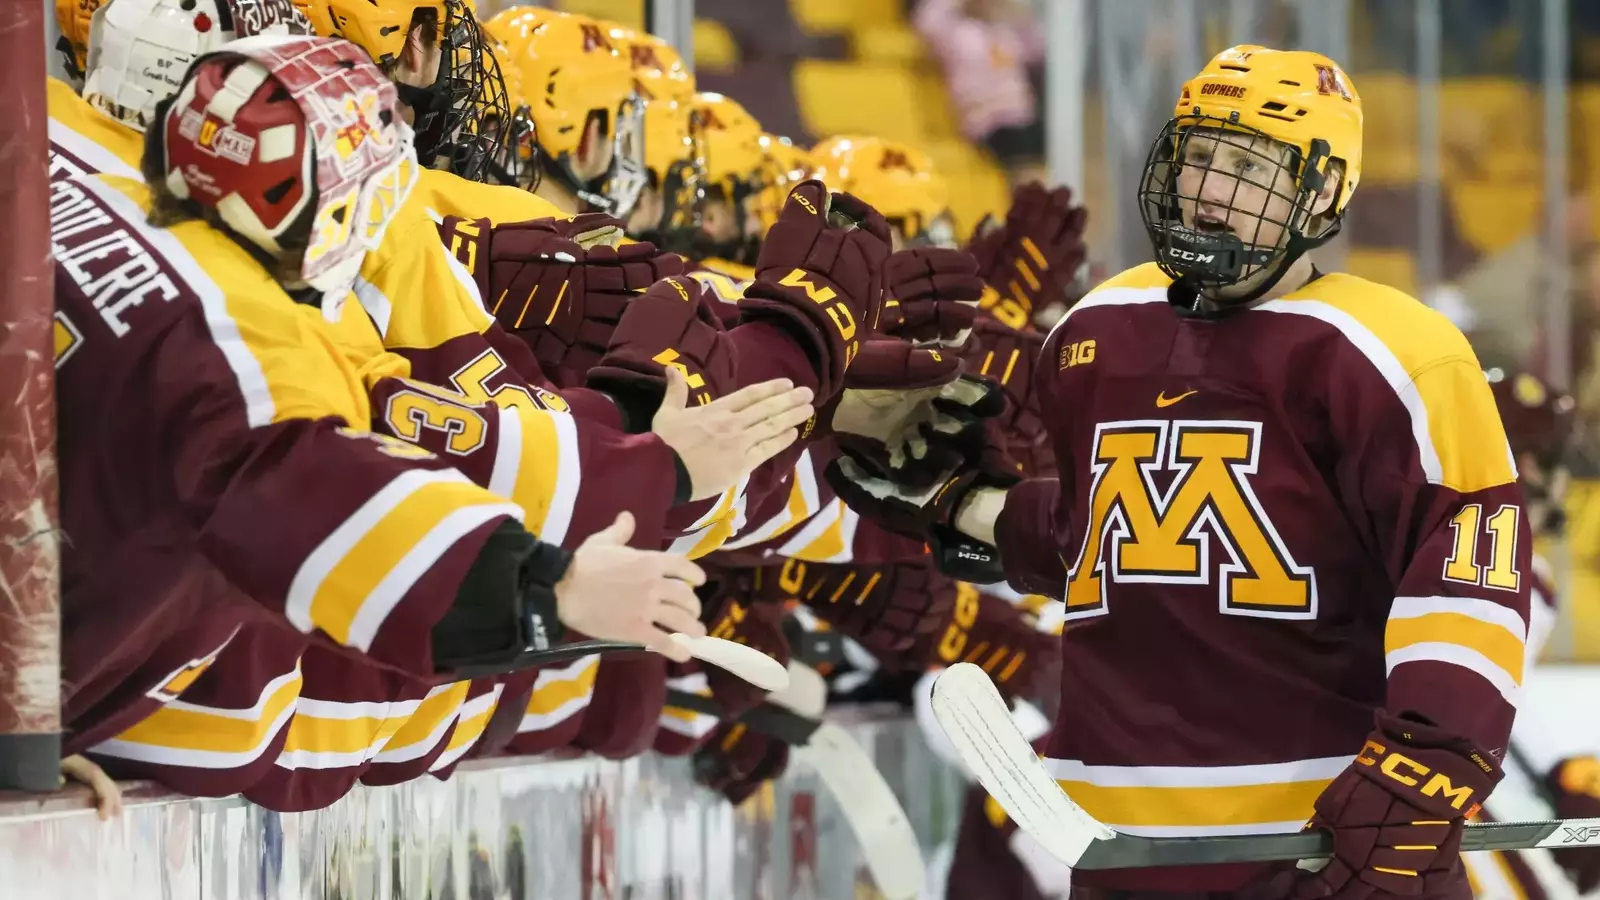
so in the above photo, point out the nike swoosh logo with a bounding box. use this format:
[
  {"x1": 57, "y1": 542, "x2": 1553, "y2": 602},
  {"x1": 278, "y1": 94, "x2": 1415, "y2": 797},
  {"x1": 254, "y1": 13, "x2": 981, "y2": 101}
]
[{"x1": 1155, "y1": 390, "x2": 1198, "y2": 408}]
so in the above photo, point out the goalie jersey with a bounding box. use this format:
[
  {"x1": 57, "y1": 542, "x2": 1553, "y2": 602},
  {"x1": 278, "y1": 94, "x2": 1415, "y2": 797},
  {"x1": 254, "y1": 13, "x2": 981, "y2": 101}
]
[
  {"x1": 52, "y1": 174, "x2": 531, "y2": 743},
  {"x1": 994, "y1": 263, "x2": 1531, "y2": 891},
  {"x1": 47, "y1": 77, "x2": 141, "y2": 181}
]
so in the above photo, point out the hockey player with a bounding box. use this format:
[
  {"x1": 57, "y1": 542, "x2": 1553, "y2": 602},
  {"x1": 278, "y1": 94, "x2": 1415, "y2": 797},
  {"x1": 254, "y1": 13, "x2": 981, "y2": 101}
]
[
  {"x1": 49, "y1": 0, "x2": 309, "y2": 180},
  {"x1": 292, "y1": 0, "x2": 512, "y2": 182},
  {"x1": 810, "y1": 135, "x2": 956, "y2": 253},
  {"x1": 610, "y1": 27, "x2": 704, "y2": 256},
  {"x1": 833, "y1": 45, "x2": 1532, "y2": 899},
  {"x1": 486, "y1": 7, "x2": 646, "y2": 218},
  {"x1": 690, "y1": 91, "x2": 768, "y2": 272},
  {"x1": 47, "y1": 0, "x2": 545, "y2": 800}
]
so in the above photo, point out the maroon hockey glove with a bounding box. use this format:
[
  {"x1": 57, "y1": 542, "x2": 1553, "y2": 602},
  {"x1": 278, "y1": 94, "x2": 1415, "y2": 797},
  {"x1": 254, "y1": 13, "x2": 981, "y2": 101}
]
[
  {"x1": 831, "y1": 374, "x2": 1010, "y2": 492},
  {"x1": 778, "y1": 558, "x2": 953, "y2": 656},
  {"x1": 882, "y1": 246, "x2": 984, "y2": 345},
  {"x1": 544, "y1": 212, "x2": 629, "y2": 247},
  {"x1": 1293, "y1": 711, "x2": 1503, "y2": 899},
  {"x1": 572, "y1": 654, "x2": 668, "y2": 760},
  {"x1": 740, "y1": 180, "x2": 893, "y2": 401},
  {"x1": 825, "y1": 449, "x2": 1020, "y2": 545},
  {"x1": 973, "y1": 183, "x2": 1088, "y2": 328},
  {"x1": 842, "y1": 339, "x2": 964, "y2": 391},
  {"x1": 477, "y1": 217, "x2": 684, "y2": 387},
  {"x1": 964, "y1": 212, "x2": 1004, "y2": 278},
  {"x1": 901, "y1": 587, "x2": 1056, "y2": 704},
  {"x1": 963, "y1": 318, "x2": 1053, "y2": 479},
  {"x1": 693, "y1": 720, "x2": 789, "y2": 806},
  {"x1": 703, "y1": 595, "x2": 791, "y2": 722},
  {"x1": 654, "y1": 567, "x2": 783, "y2": 758},
  {"x1": 1546, "y1": 756, "x2": 1600, "y2": 892},
  {"x1": 438, "y1": 214, "x2": 494, "y2": 298},
  {"x1": 809, "y1": 337, "x2": 964, "y2": 449},
  {"x1": 585, "y1": 275, "x2": 738, "y2": 413}
]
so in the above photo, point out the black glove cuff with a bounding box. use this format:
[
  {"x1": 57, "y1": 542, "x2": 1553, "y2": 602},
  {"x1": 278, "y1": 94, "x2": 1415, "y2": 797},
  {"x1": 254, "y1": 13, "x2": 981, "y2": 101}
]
[
  {"x1": 430, "y1": 522, "x2": 579, "y2": 678},
  {"x1": 928, "y1": 523, "x2": 1005, "y2": 584},
  {"x1": 519, "y1": 541, "x2": 572, "y2": 652},
  {"x1": 671, "y1": 450, "x2": 693, "y2": 505},
  {"x1": 597, "y1": 385, "x2": 660, "y2": 434},
  {"x1": 433, "y1": 521, "x2": 539, "y2": 675}
]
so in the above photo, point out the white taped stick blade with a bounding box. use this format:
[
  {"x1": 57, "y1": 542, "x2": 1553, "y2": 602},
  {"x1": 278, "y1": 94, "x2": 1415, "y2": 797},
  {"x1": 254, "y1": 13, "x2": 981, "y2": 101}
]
[
  {"x1": 930, "y1": 663, "x2": 1114, "y2": 866},
  {"x1": 768, "y1": 660, "x2": 828, "y2": 717},
  {"x1": 796, "y1": 722, "x2": 926, "y2": 899},
  {"x1": 670, "y1": 634, "x2": 791, "y2": 692}
]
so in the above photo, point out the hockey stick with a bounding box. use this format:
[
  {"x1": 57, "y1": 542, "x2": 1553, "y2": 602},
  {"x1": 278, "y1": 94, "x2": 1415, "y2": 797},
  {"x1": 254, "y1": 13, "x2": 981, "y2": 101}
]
[
  {"x1": 665, "y1": 689, "x2": 925, "y2": 899},
  {"x1": 465, "y1": 635, "x2": 789, "y2": 690},
  {"x1": 930, "y1": 663, "x2": 1600, "y2": 870},
  {"x1": 1508, "y1": 740, "x2": 1561, "y2": 807}
]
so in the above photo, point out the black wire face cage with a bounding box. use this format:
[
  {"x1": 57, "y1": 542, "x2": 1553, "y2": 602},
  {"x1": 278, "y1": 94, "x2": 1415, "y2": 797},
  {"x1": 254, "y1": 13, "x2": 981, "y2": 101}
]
[
  {"x1": 1138, "y1": 115, "x2": 1339, "y2": 298},
  {"x1": 897, "y1": 211, "x2": 958, "y2": 250},
  {"x1": 924, "y1": 211, "x2": 958, "y2": 249},
  {"x1": 481, "y1": 103, "x2": 540, "y2": 191},
  {"x1": 723, "y1": 175, "x2": 762, "y2": 265},
  {"x1": 408, "y1": 0, "x2": 513, "y2": 184}
]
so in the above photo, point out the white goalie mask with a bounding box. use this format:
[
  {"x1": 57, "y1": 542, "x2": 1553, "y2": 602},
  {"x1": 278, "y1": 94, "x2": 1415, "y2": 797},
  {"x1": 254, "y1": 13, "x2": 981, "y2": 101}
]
[{"x1": 82, "y1": 0, "x2": 310, "y2": 132}]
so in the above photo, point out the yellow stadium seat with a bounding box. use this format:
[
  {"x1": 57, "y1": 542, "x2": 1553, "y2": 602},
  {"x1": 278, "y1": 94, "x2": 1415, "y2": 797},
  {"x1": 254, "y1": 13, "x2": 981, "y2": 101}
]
[
  {"x1": 789, "y1": 0, "x2": 902, "y2": 34},
  {"x1": 920, "y1": 139, "x2": 1010, "y2": 238},
  {"x1": 554, "y1": 0, "x2": 644, "y2": 29},
  {"x1": 1561, "y1": 478, "x2": 1600, "y2": 659},
  {"x1": 1447, "y1": 180, "x2": 1543, "y2": 255},
  {"x1": 1349, "y1": 73, "x2": 1418, "y2": 186},
  {"x1": 1575, "y1": 86, "x2": 1600, "y2": 240},
  {"x1": 1439, "y1": 79, "x2": 1542, "y2": 183},
  {"x1": 912, "y1": 70, "x2": 958, "y2": 139},
  {"x1": 693, "y1": 18, "x2": 739, "y2": 73},
  {"x1": 851, "y1": 25, "x2": 926, "y2": 66},
  {"x1": 794, "y1": 60, "x2": 929, "y2": 144},
  {"x1": 1343, "y1": 248, "x2": 1419, "y2": 297},
  {"x1": 1352, "y1": 74, "x2": 1548, "y2": 187}
]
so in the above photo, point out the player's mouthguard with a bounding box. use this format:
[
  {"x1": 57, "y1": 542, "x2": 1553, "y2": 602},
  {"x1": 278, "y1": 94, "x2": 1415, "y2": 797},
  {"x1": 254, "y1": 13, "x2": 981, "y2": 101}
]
[{"x1": 1161, "y1": 224, "x2": 1276, "y2": 283}]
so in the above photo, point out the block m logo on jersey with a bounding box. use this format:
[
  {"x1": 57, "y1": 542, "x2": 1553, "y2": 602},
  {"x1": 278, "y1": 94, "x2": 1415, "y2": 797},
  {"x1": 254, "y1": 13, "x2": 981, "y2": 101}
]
[{"x1": 1066, "y1": 420, "x2": 1317, "y2": 621}]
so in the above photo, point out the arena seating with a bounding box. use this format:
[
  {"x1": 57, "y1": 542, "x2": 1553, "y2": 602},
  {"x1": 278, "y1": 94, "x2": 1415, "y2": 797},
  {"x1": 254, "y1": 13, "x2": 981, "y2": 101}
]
[{"x1": 551, "y1": 0, "x2": 1015, "y2": 237}]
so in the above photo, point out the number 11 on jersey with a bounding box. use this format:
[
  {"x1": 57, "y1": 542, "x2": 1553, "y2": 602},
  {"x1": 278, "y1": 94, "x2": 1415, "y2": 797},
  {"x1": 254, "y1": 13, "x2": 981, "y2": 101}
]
[{"x1": 1441, "y1": 504, "x2": 1521, "y2": 591}]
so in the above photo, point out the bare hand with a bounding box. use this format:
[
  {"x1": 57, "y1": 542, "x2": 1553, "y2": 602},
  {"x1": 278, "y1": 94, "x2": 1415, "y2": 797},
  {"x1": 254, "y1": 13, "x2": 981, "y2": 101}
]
[
  {"x1": 652, "y1": 367, "x2": 815, "y2": 501},
  {"x1": 60, "y1": 754, "x2": 122, "y2": 821},
  {"x1": 556, "y1": 512, "x2": 709, "y2": 661}
]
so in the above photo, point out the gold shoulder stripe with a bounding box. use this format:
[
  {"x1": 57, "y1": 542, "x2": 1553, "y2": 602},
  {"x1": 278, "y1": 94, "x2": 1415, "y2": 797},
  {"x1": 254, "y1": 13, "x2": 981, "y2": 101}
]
[{"x1": 1267, "y1": 275, "x2": 1514, "y2": 492}]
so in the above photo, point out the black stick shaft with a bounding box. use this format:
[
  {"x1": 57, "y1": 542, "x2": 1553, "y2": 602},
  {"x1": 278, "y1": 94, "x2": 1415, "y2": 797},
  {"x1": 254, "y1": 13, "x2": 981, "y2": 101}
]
[{"x1": 1073, "y1": 818, "x2": 1600, "y2": 870}]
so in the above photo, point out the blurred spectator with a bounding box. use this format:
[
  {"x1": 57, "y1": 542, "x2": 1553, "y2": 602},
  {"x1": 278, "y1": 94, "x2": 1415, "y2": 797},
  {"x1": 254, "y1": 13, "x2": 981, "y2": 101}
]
[
  {"x1": 913, "y1": 0, "x2": 1047, "y2": 186},
  {"x1": 1437, "y1": 194, "x2": 1595, "y2": 376}
]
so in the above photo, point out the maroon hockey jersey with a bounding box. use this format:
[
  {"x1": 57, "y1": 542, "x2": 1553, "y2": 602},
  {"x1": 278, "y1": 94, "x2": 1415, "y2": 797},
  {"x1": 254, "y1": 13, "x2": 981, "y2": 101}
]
[
  {"x1": 85, "y1": 624, "x2": 304, "y2": 796},
  {"x1": 994, "y1": 263, "x2": 1531, "y2": 891},
  {"x1": 52, "y1": 174, "x2": 534, "y2": 738}
]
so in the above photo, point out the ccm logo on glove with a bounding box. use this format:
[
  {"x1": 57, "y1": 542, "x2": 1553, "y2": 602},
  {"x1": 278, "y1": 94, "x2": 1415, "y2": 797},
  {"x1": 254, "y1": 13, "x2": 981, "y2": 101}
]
[
  {"x1": 1355, "y1": 738, "x2": 1491, "y2": 814},
  {"x1": 776, "y1": 268, "x2": 860, "y2": 364}
]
